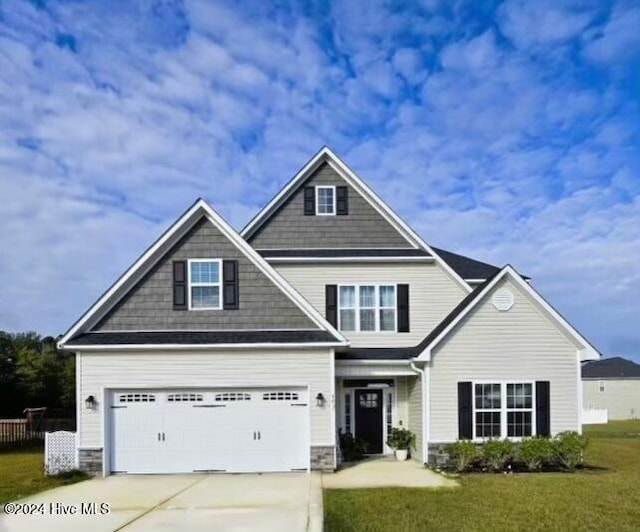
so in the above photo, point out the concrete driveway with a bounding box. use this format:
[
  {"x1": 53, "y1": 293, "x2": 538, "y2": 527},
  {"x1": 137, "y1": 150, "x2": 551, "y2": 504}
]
[{"x1": 0, "y1": 473, "x2": 322, "y2": 532}]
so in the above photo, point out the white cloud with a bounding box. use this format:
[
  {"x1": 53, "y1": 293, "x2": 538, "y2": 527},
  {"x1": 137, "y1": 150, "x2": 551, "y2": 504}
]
[
  {"x1": 583, "y1": 4, "x2": 640, "y2": 63},
  {"x1": 498, "y1": 0, "x2": 597, "y2": 49},
  {"x1": 0, "y1": 0, "x2": 638, "y2": 362}
]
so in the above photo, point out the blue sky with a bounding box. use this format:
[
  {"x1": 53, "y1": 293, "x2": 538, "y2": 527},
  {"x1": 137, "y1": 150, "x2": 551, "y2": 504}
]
[{"x1": 0, "y1": 0, "x2": 638, "y2": 361}]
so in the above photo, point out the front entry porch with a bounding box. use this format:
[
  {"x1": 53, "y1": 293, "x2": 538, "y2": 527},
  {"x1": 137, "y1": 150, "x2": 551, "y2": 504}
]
[{"x1": 335, "y1": 361, "x2": 425, "y2": 461}]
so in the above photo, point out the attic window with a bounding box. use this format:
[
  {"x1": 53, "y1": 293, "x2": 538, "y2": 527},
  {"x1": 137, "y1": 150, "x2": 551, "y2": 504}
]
[
  {"x1": 316, "y1": 186, "x2": 336, "y2": 215},
  {"x1": 188, "y1": 259, "x2": 222, "y2": 310}
]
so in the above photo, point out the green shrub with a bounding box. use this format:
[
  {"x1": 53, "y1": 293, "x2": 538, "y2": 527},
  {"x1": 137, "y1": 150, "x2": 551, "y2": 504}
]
[
  {"x1": 446, "y1": 440, "x2": 479, "y2": 472},
  {"x1": 386, "y1": 427, "x2": 416, "y2": 451},
  {"x1": 553, "y1": 431, "x2": 588, "y2": 470},
  {"x1": 482, "y1": 439, "x2": 514, "y2": 471},
  {"x1": 339, "y1": 431, "x2": 368, "y2": 462},
  {"x1": 518, "y1": 437, "x2": 553, "y2": 470}
]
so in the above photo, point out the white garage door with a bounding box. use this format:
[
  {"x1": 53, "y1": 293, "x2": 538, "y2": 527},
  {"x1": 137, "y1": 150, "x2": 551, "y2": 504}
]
[{"x1": 109, "y1": 388, "x2": 310, "y2": 474}]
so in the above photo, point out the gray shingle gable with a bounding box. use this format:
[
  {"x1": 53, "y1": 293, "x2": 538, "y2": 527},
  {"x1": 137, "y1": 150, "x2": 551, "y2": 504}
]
[
  {"x1": 248, "y1": 162, "x2": 412, "y2": 249},
  {"x1": 94, "y1": 216, "x2": 317, "y2": 331}
]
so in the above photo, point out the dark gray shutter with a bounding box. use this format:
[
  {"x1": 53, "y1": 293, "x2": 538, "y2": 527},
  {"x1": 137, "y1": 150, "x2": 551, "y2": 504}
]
[
  {"x1": 397, "y1": 284, "x2": 409, "y2": 332},
  {"x1": 222, "y1": 260, "x2": 239, "y2": 310},
  {"x1": 304, "y1": 186, "x2": 315, "y2": 215},
  {"x1": 336, "y1": 186, "x2": 349, "y2": 215},
  {"x1": 458, "y1": 382, "x2": 473, "y2": 439},
  {"x1": 535, "y1": 381, "x2": 551, "y2": 436},
  {"x1": 325, "y1": 285, "x2": 337, "y2": 327},
  {"x1": 173, "y1": 260, "x2": 187, "y2": 310}
]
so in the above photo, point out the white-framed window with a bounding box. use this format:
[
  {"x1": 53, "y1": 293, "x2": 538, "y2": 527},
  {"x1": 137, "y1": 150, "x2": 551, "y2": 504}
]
[
  {"x1": 188, "y1": 259, "x2": 222, "y2": 310},
  {"x1": 316, "y1": 186, "x2": 336, "y2": 215},
  {"x1": 338, "y1": 285, "x2": 397, "y2": 332},
  {"x1": 473, "y1": 381, "x2": 535, "y2": 439},
  {"x1": 599, "y1": 381, "x2": 605, "y2": 392}
]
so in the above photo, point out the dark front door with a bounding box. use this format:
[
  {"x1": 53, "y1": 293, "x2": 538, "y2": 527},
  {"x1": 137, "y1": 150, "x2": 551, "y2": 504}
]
[{"x1": 354, "y1": 389, "x2": 383, "y2": 454}]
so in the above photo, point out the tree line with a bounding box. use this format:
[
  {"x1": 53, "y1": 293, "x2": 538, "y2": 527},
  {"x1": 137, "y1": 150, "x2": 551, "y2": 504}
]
[{"x1": 0, "y1": 332, "x2": 75, "y2": 418}]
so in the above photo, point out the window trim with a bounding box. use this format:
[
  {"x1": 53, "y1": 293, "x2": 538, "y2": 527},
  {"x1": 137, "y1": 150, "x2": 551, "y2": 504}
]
[
  {"x1": 598, "y1": 380, "x2": 605, "y2": 392},
  {"x1": 315, "y1": 185, "x2": 336, "y2": 216},
  {"x1": 337, "y1": 284, "x2": 397, "y2": 333},
  {"x1": 187, "y1": 258, "x2": 222, "y2": 311},
  {"x1": 472, "y1": 380, "x2": 536, "y2": 441}
]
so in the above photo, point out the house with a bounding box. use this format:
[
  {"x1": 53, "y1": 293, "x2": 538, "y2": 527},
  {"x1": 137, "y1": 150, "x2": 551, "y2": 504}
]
[
  {"x1": 58, "y1": 147, "x2": 599, "y2": 475},
  {"x1": 582, "y1": 357, "x2": 640, "y2": 420}
]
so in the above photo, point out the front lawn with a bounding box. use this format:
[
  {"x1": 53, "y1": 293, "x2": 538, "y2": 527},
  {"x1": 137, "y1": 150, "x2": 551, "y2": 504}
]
[
  {"x1": 325, "y1": 421, "x2": 640, "y2": 531},
  {"x1": 0, "y1": 445, "x2": 89, "y2": 505}
]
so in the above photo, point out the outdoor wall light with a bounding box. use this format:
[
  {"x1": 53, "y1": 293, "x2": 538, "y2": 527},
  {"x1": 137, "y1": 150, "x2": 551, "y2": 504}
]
[
  {"x1": 316, "y1": 393, "x2": 326, "y2": 407},
  {"x1": 85, "y1": 395, "x2": 96, "y2": 410}
]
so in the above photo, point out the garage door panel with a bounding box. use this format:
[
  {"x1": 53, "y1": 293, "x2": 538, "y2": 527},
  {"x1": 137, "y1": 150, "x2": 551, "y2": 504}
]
[{"x1": 109, "y1": 387, "x2": 309, "y2": 474}]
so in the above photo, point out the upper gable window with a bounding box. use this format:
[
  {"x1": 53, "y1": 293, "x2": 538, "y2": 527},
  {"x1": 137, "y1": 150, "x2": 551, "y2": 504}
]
[
  {"x1": 188, "y1": 259, "x2": 222, "y2": 310},
  {"x1": 316, "y1": 186, "x2": 336, "y2": 215}
]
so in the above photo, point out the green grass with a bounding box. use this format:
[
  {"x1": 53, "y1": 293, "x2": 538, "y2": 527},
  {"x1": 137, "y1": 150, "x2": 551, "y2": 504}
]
[
  {"x1": 325, "y1": 421, "x2": 640, "y2": 531},
  {"x1": 0, "y1": 445, "x2": 89, "y2": 505}
]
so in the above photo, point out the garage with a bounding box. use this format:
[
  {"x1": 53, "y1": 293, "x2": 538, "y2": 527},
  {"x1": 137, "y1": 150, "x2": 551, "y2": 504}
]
[{"x1": 109, "y1": 387, "x2": 310, "y2": 474}]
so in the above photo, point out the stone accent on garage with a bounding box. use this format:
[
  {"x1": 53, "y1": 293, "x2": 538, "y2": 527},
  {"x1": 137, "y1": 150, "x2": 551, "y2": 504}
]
[
  {"x1": 78, "y1": 448, "x2": 103, "y2": 475},
  {"x1": 311, "y1": 446, "x2": 336, "y2": 471}
]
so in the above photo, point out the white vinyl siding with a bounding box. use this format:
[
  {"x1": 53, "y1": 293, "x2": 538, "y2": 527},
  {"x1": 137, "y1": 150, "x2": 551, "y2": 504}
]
[
  {"x1": 407, "y1": 375, "x2": 423, "y2": 462},
  {"x1": 582, "y1": 379, "x2": 640, "y2": 420},
  {"x1": 275, "y1": 263, "x2": 466, "y2": 347},
  {"x1": 77, "y1": 349, "x2": 333, "y2": 450},
  {"x1": 429, "y1": 276, "x2": 581, "y2": 442}
]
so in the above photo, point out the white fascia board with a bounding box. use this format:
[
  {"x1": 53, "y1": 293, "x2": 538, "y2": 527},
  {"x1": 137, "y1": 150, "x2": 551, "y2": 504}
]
[
  {"x1": 416, "y1": 265, "x2": 599, "y2": 361},
  {"x1": 324, "y1": 152, "x2": 472, "y2": 293},
  {"x1": 59, "y1": 198, "x2": 347, "y2": 348},
  {"x1": 68, "y1": 341, "x2": 348, "y2": 352},
  {"x1": 335, "y1": 359, "x2": 412, "y2": 366},
  {"x1": 240, "y1": 147, "x2": 472, "y2": 293},
  {"x1": 198, "y1": 202, "x2": 346, "y2": 342},
  {"x1": 264, "y1": 256, "x2": 435, "y2": 263},
  {"x1": 241, "y1": 147, "x2": 328, "y2": 238},
  {"x1": 58, "y1": 200, "x2": 205, "y2": 347}
]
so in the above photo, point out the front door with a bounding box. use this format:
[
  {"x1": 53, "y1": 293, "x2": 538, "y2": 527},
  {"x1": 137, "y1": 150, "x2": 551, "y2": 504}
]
[{"x1": 354, "y1": 389, "x2": 383, "y2": 454}]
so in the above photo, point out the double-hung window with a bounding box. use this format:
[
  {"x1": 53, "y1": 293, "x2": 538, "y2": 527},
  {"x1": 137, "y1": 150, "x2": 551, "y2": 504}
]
[
  {"x1": 474, "y1": 382, "x2": 534, "y2": 439},
  {"x1": 316, "y1": 186, "x2": 336, "y2": 215},
  {"x1": 338, "y1": 285, "x2": 396, "y2": 332},
  {"x1": 188, "y1": 259, "x2": 222, "y2": 310}
]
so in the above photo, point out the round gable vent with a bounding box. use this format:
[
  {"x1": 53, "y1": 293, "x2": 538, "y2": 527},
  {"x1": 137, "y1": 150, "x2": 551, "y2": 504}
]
[{"x1": 492, "y1": 288, "x2": 514, "y2": 311}]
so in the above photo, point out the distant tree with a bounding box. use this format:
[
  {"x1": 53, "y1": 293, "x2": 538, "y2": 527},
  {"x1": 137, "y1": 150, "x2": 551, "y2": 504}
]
[{"x1": 0, "y1": 331, "x2": 75, "y2": 416}]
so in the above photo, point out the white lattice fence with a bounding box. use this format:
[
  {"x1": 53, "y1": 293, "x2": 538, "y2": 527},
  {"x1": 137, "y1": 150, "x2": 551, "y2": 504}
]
[{"x1": 44, "y1": 431, "x2": 77, "y2": 475}]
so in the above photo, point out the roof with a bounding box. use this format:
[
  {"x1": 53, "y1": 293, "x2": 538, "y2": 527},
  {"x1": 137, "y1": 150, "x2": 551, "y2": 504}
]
[
  {"x1": 258, "y1": 248, "x2": 431, "y2": 259},
  {"x1": 58, "y1": 199, "x2": 347, "y2": 349},
  {"x1": 336, "y1": 279, "x2": 494, "y2": 361},
  {"x1": 240, "y1": 147, "x2": 471, "y2": 292},
  {"x1": 431, "y1": 247, "x2": 501, "y2": 281},
  {"x1": 66, "y1": 330, "x2": 338, "y2": 347},
  {"x1": 582, "y1": 357, "x2": 640, "y2": 379},
  {"x1": 336, "y1": 347, "x2": 417, "y2": 360}
]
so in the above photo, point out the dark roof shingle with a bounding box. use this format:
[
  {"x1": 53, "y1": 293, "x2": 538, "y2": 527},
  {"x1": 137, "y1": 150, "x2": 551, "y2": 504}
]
[
  {"x1": 66, "y1": 330, "x2": 337, "y2": 346},
  {"x1": 582, "y1": 357, "x2": 640, "y2": 379},
  {"x1": 431, "y1": 247, "x2": 501, "y2": 280}
]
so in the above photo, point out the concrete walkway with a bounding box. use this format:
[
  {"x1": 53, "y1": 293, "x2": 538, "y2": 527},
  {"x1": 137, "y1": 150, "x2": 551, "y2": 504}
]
[
  {"x1": 322, "y1": 457, "x2": 458, "y2": 489},
  {"x1": 0, "y1": 473, "x2": 322, "y2": 532}
]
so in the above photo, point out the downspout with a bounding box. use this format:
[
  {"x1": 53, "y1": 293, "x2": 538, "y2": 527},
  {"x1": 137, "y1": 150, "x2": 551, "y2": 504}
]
[{"x1": 410, "y1": 360, "x2": 427, "y2": 464}]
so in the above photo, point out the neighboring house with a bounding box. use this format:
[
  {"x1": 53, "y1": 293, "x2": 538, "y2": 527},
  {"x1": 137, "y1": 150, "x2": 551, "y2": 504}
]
[
  {"x1": 582, "y1": 357, "x2": 640, "y2": 420},
  {"x1": 58, "y1": 147, "x2": 599, "y2": 475}
]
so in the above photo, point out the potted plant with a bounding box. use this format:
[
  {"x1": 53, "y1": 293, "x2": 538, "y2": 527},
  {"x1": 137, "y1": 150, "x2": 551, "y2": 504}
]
[{"x1": 387, "y1": 427, "x2": 416, "y2": 461}]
